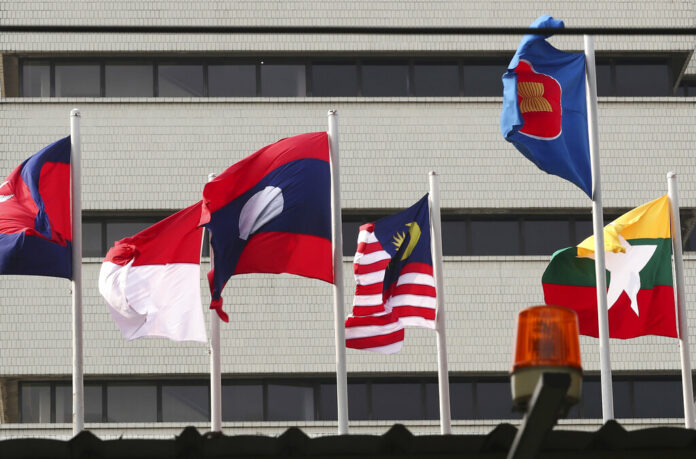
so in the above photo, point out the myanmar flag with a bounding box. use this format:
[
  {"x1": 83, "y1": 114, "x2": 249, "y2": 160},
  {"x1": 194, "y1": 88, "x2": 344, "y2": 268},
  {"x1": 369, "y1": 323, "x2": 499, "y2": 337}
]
[{"x1": 543, "y1": 195, "x2": 677, "y2": 339}]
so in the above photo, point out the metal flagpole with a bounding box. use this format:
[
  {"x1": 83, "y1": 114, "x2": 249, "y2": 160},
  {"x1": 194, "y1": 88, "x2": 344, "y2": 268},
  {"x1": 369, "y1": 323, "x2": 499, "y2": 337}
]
[
  {"x1": 428, "y1": 171, "x2": 452, "y2": 435},
  {"x1": 70, "y1": 109, "x2": 84, "y2": 434},
  {"x1": 207, "y1": 173, "x2": 222, "y2": 433},
  {"x1": 584, "y1": 35, "x2": 614, "y2": 422},
  {"x1": 328, "y1": 110, "x2": 349, "y2": 434},
  {"x1": 667, "y1": 171, "x2": 696, "y2": 429}
]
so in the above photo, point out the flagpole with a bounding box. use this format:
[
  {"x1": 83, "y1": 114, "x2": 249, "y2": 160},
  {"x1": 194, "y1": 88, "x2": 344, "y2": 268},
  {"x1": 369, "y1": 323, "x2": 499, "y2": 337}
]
[
  {"x1": 70, "y1": 108, "x2": 84, "y2": 434},
  {"x1": 328, "y1": 110, "x2": 349, "y2": 434},
  {"x1": 667, "y1": 171, "x2": 695, "y2": 429},
  {"x1": 428, "y1": 171, "x2": 452, "y2": 435},
  {"x1": 584, "y1": 35, "x2": 614, "y2": 423},
  {"x1": 207, "y1": 172, "x2": 222, "y2": 433}
]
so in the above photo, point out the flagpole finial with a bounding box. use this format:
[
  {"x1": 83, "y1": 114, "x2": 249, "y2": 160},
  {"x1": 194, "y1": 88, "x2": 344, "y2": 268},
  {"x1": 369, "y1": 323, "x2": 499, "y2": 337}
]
[
  {"x1": 71, "y1": 108, "x2": 81, "y2": 117},
  {"x1": 429, "y1": 170, "x2": 438, "y2": 177},
  {"x1": 208, "y1": 173, "x2": 217, "y2": 181},
  {"x1": 667, "y1": 171, "x2": 676, "y2": 179},
  {"x1": 328, "y1": 109, "x2": 337, "y2": 116}
]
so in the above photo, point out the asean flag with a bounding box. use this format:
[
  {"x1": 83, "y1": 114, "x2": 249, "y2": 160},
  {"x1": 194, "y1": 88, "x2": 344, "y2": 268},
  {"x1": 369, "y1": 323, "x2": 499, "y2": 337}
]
[
  {"x1": 500, "y1": 15, "x2": 592, "y2": 197},
  {"x1": 200, "y1": 132, "x2": 332, "y2": 321},
  {"x1": 0, "y1": 137, "x2": 72, "y2": 279}
]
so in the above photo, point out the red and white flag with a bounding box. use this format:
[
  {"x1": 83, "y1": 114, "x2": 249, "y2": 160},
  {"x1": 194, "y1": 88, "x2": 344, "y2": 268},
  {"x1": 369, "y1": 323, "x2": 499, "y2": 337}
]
[
  {"x1": 99, "y1": 202, "x2": 207, "y2": 342},
  {"x1": 345, "y1": 196, "x2": 436, "y2": 354}
]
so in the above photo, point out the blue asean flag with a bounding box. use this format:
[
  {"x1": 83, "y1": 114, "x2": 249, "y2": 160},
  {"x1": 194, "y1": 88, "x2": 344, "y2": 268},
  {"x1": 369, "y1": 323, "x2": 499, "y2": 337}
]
[
  {"x1": 501, "y1": 15, "x2": 592, "y2": 197},
  {"x1": 0, "y1": 137, "x2": 72, "y2": 279},
  {"x1": 200, "y1": 132, "x2": 332, "y2": 321}
]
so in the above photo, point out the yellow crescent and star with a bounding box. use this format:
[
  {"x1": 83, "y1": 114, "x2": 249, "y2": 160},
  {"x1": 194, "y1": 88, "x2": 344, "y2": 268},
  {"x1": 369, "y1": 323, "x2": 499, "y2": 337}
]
[{"x1": 391, "y1": 221, "x2": 421, "y2": 260}]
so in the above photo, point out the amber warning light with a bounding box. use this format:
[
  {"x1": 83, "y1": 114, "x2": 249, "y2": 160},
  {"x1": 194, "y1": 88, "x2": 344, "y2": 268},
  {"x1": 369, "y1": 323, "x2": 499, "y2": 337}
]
[{"x1": 511, "y1": 305, "x2": 583, "y2": 413}]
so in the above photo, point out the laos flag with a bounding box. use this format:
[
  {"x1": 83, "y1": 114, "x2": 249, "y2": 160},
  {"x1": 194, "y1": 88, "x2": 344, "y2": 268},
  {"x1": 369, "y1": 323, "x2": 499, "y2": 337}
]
[
  {"x1": 200, "y1": 132, "x2": 332, "y2": 320},
  {"x1": 501, "y1": 15, "x2": 592, "y2": 198},
  {"x1": 0, "y1": 137, "x2": 72, "y2": 279}
]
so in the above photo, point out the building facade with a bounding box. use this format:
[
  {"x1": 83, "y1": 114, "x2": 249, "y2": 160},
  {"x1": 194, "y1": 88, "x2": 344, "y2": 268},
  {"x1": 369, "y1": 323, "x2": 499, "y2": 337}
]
[{"x1": 1, "y1": 1, "x2": 695, "y2": 438}]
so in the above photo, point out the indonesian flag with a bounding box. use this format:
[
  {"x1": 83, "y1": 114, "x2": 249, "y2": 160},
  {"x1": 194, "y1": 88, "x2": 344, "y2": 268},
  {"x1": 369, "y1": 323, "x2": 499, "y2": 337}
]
[
  {"x1": 543, "y1": 195, "x2": 677, "y2": 339},
  {"x1": 99, "y1": 202, "x2": 207, "y2": 342},
  {"x1": 345, "y1": 196, "x2": 436, "y2": 354}
]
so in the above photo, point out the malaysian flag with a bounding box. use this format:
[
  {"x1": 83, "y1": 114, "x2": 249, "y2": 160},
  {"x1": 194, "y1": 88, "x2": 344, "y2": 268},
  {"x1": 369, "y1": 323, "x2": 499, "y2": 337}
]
[{"x1": 345, "y1": 195, "x2": 436, "y2": 354}]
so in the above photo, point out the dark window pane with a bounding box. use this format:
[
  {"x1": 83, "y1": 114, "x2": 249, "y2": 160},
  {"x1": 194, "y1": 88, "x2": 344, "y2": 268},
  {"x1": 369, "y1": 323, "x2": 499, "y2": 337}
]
[
  {"x1": 463, "y1": 64, "x2": 505, "y2": 96},
  {"x1": 20, "y1": 383, "x2": 51, "y2": 423},
  {"x1": 222, "y1": 384, "x2": 263, "y2": 421},
  {"x1": 425, "y1": 383, "x2": 439, "y2": 420},
  {"x1": 450, "y1": 382, "x2": 474, "y2": 419},
  {"x1": 22, "y1": 63, "x2": 50, "y2": 97},
  {"x1": 477, "y1": 381, "x2": 519, "y2": 419},
  {"x1": 158, "y1": 65, "x2": 204, "y2": 97},
  {"x1": 56, "y1": 384, "x2": 102, "y2": 423},
  {"x1": 106, "y1": 385, "x2": 157, "y2": 422},
  {"x1": 613, "y1": 380, "x2": 632, "y2": 418},
  {"x1": 596, "y1": 63, "x2": 612, "y2": 96},
  {"x1": 319, "y1": 382, "x2": 369, "y2": 421},
  {"x1": 82, "y1": 222, "x2": 102, "y2": 257},
  {"x1": 209, "y1": 65, "x2": 256, "y2": 97},
  {"x1": 634, "y1": 380, "x2": 682, "y2": 418},
  {"x1": 685, "y1": 229, "x2": 696, "y2": 252},
  {"x1": 442, "y1": 221, "x2": 467, "y2": 255},
  {"x1": 267, "y1": 383, "x2": 314, "y2": 421},
  {"x1": 312, "y1": 64, "x2": 358, "y2": 97},
  {"x1": 615, "y1": 64, "x2": 671, "y2": 96},
  {"x1": 162, "y1": 384, "x2": 208, "y2": 421},
  {"x1": 578, "y1": 380, "x2": 602, "y2": 418},
  {"x1": 574, "y1": 219, "x2": 593, "y2": 242},
  {"x1": 55, "y1": 65, "x2": 100, "y2": 97},
  {"x1": 523, "y1": 220, "x2": 571, "y2": 255},
  {"x1": 372, "y1": 383, "x2": 423, "y2": 420},
  {"x1": 106, "y1": 221, "x2": 155, "y2": 249},
  {"x1": 362, "y1": 64, "x2": 408, "y2": 97},
  {"x1": 413, "y1": 63, "x2": 459, "y2": 96},
  {"x1": 105, "y1": 64, "x2": 153, "y2": 97},
  {"x1": 470, "y1": 221, "x2": 520, "y2": 255},
  {"x1": 260, "y1": 64, "x2": 306, "y2": 97},
  {"x1": 342, "y1": 221, "x2": 363, "y2": 256}
]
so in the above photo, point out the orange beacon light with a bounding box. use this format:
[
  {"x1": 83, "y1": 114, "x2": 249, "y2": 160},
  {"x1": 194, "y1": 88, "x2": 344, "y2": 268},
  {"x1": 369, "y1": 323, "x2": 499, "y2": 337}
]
[{"x1": 511, "y1": 305, "x2": 583, "y2": 412}]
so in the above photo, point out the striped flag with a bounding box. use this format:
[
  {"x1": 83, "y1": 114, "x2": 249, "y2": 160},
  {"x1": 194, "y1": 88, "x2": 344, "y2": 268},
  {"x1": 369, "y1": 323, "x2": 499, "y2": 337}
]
[{"x1": 345, "y1": 195, "x2": 436, "y2": 354}]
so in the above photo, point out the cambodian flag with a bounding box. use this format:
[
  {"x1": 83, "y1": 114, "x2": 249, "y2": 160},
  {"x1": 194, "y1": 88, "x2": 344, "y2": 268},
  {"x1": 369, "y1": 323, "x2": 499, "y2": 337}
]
[
  {"x1": 501, "y1": 15, "x2": 592, "y2": 197},
  {"x1": 0, "y1": 137, "x2": 72, "y2": 279},
  {"x1": 200, "y1": 132, "x2": 332, "y2": 320}
]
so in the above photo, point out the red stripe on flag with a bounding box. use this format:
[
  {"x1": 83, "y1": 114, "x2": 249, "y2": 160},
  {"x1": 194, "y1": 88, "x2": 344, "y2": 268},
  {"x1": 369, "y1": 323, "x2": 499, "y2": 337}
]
[
  {"x1": 345, "y1": 314, "x2": 399, "y2": 327},
  {"x1": 351, "y1": 305, "x2": 385, "y2": 316},
  {"x1": 346, "y1": 329, "x2": 404, "y2": 350},
  {"x1": 392, "y1": 305, "x2": 437, "y2": 320},
  {"x1": 355, "y1": 284, "x2": 384, "y2": 296},
  {"x1": 235, "y1": 232, "x2": 333, "y2": 283},
  {"x1": 400, "y1": 262, "x2": 433, "y2": 275},
  {"x1": 392, "y1": 284, "x2": 436, "y2": 297},
  {"x1": 354, "y1": 259, "x2": 389, "y2": 274},
  {"x1": 356, "y1": 241, "x2": 383, "y2": 255},
  {"x1": 543, "y1": 283, "x2": 677, "y2": 339}
]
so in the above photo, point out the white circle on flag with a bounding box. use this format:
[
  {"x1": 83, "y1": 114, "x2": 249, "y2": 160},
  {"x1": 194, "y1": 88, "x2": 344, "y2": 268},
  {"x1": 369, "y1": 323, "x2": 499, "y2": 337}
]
[{"x1": 238, "y1": 186, "x2": 284, "y2": 240}]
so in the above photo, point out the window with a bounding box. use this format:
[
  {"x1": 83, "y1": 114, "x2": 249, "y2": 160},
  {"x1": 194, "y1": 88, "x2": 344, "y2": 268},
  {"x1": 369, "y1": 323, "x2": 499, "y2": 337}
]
[
  {"x1": 158, "y1": 64, "x2": 204, "y2": 97},
  {"x1": 470, "y1": 220, "x2": 520, "y2": 255},
  {"x1": 106, "y1": 385, "x2": 157, "y2": 422},
  {"x1": 413, "y1": 62, "x2": 459, "y2": 96},
  {"x1": 222, "y1": 384, "x2": 263, "y2": 421},
  {"x1": 311, "y1": 63, "x2": 358, "y2": 97},
  {"x1": 55, "y1": 64, "x2": 100, "y2": 97},
  {"x1": 20, "y1": 383, "x2": 51, "y2": 422},
  {"x1": 372, "y1": 382, "x2": 423, "y2": 420},
  {"x1": 267, "y1": 382, "x2": 315, "y2": 421},
  {"x1": 162, "y1": 384, "x2": 209, "y2": 421},
  {"x1": 105, "y1": 64, "x2": 154, "y2": 97},
  {"x1": 477, "y1": 381, "x2": 520, "y2": 419},
  {"x1": 21, "y1": 62, "x2": 50, "y2": 97},
  {"x1": 462, "y1": 63, "x2": 506, "y2": 96},
  {"x1": 260, "y1": 64, "x2": 306, "y2": 97},
  {"x1": 208, "y1": 64, "x2": 256, "y2": 97},
  {"x1": 615, "y1": 63, "x2": 671, "y2": 97},
  {"x1": 105, "y1": 221, "x2": 158, "y2": 250},
  {"x1": 362, "y1": 62, "x2": 409, "y2": 96},
  {"x1": 523, "y1": 220, "x2": 571, "y2": 256}
]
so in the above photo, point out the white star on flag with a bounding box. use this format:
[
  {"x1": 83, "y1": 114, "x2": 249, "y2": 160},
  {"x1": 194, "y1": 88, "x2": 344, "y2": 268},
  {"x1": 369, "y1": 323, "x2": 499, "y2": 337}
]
[{"x1": 604, "y1": 235, "x2": 657, "y2": 316}]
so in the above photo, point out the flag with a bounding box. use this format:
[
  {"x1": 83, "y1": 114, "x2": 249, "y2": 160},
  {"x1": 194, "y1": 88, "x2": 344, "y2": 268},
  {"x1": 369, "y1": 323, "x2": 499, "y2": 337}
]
[
  {"x1": 200, "y1": 132, "x2": 332, "y2": 320},
  {"x1": 0, "y1": 137, "x2": 72, "y2": 279},
  {"x1": 345, "y1": 195, "x2": 436, "y2": 354},
  {"x1": 543, "y1": 195, "x2": 676, "y2": 339},
  {"x1": 501, "y1": 15, "x2": 592, "y2": 197},
  {"x1": 99, "y1": 202, "x2": 207, "y2": 342}
]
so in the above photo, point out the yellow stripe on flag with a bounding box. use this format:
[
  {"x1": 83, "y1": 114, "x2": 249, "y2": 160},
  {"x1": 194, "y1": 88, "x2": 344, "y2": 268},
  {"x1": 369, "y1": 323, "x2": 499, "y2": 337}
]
[{"x1": 577, "y1": 195, "x2": 670, "y2": 257}]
